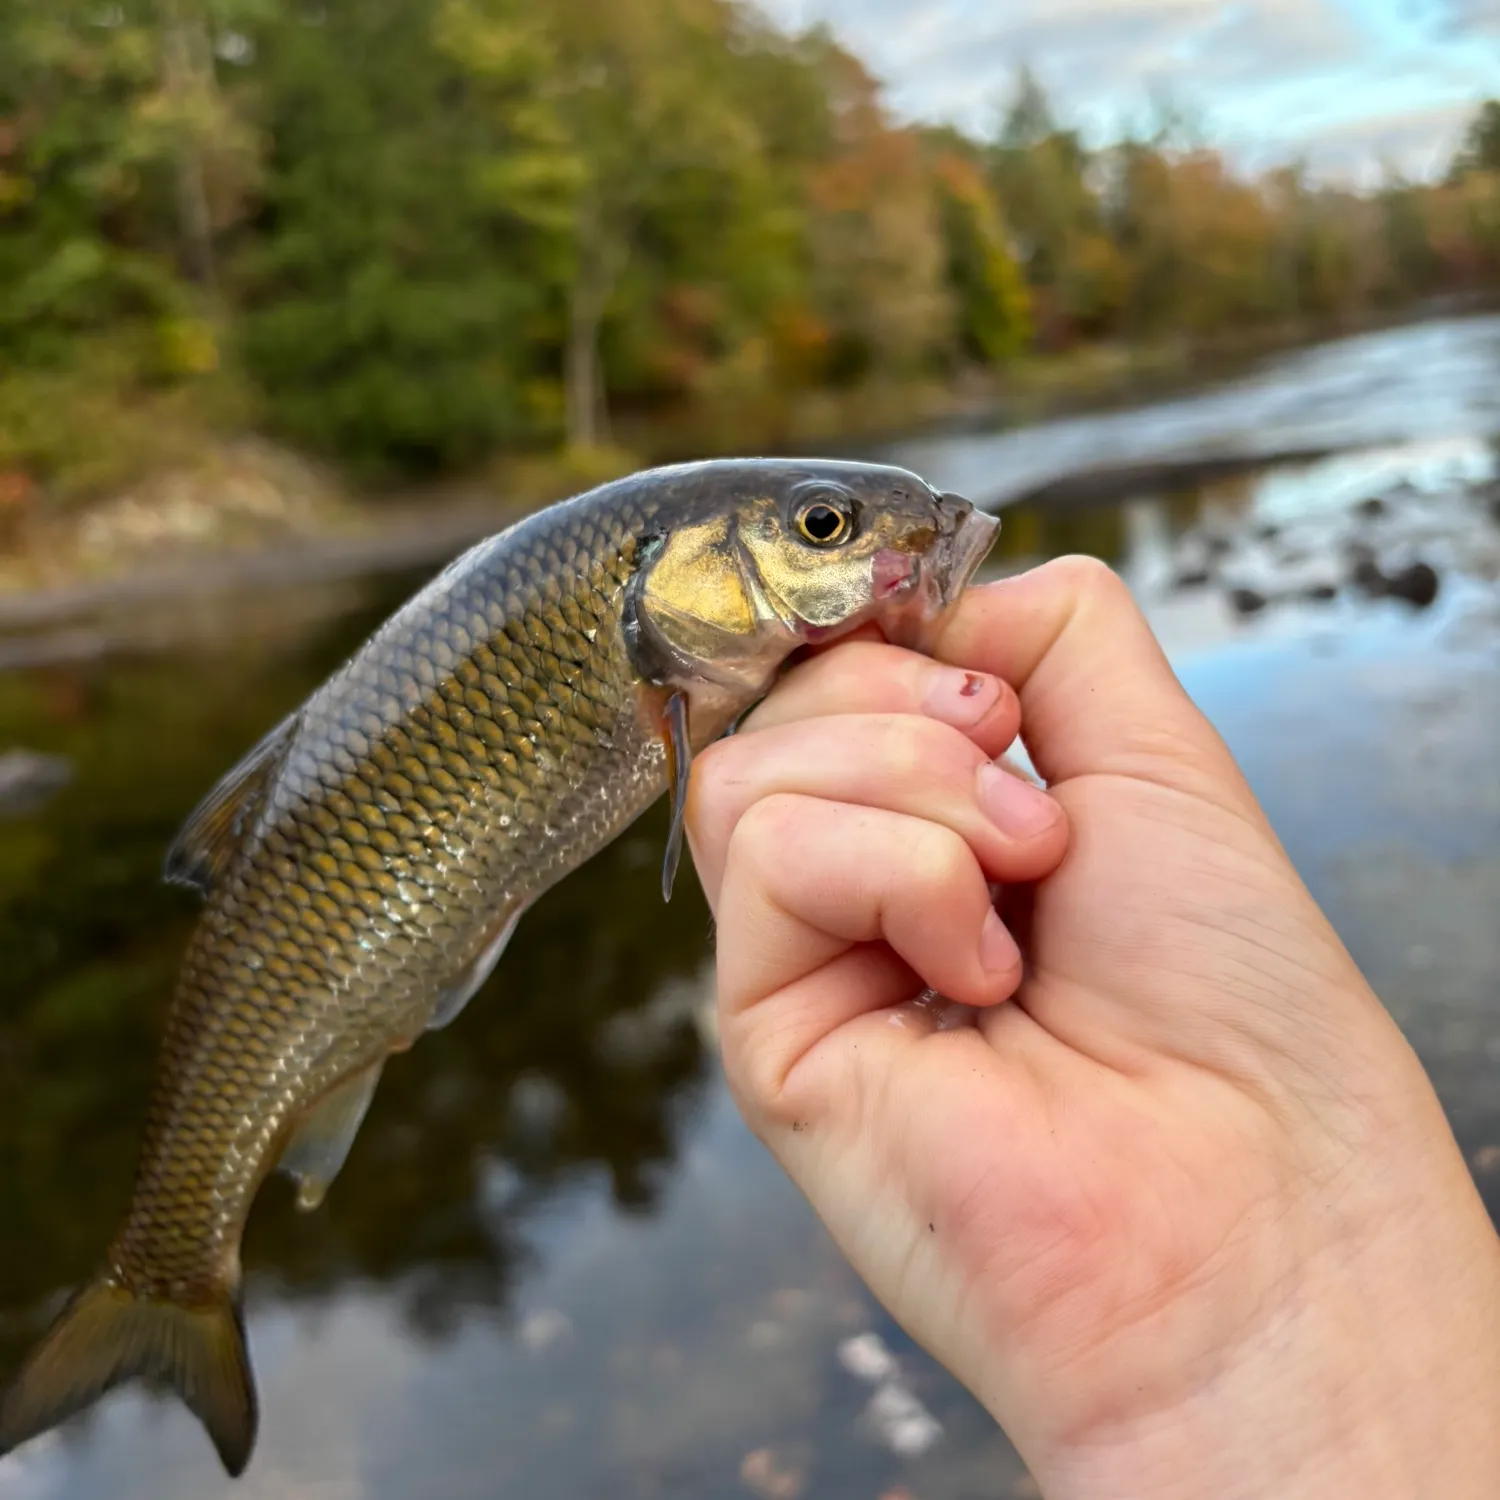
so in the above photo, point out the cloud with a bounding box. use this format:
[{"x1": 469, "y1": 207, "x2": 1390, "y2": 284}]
[
  {"x1": 754, "y1": 0, "x2": 1497, "y2": 177},
  {"x1": 1295, "y1": 99, "x2": 1481, "y2": 182},
  {"x1": 1418, "y1": 0, "x2": 1500, "y2": 37},
  {"x1": 761, "y1": 0, "x2": 1362, "y2": 130}
]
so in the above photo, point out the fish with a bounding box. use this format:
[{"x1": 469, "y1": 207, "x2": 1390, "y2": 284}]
[{"x1": 0, "y1": 458, "x2": 999, "y2": 1478}]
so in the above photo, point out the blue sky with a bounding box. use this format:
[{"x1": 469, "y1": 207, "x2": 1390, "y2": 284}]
[{"x1": 756, "y1": 0, "x2": 1500, "y2": 182}]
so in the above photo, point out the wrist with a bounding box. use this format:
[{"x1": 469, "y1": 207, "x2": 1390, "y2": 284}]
[{"x1": 1033, "y1": 1215, "x2": 1500, "y2": 1500}]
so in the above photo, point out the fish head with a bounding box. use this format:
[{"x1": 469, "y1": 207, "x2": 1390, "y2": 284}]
[
  {"x1": 625, "y1": 458, "x2": 999, "y2": 698},
  {"x1": 735, "y1": 462, "x2": 1000, "y2": 653}
]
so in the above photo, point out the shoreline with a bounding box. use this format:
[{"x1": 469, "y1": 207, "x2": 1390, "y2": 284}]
[
  {"x1": 1, "y1": 301, "x2": 1494, "y2": 663},
  {"x1": 0, "y1": 440, "x2": 1359, "y2": 670}
]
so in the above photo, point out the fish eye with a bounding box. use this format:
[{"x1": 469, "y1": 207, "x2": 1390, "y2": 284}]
[{"x1": 794, "y1": 500, "x2": 851, "y2": 546}]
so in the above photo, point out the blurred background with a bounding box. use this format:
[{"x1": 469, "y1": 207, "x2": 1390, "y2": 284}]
[{"x1": 0, "y1": 3, "x2": 1498, "y2": 1497}]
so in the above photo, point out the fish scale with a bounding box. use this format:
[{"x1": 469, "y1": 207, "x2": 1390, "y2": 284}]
[
  {"x1": 114, "y1": 491, "x2": 670, "y2": 1299},
  {"x1": 0, "y1": 458, "x2": 1000, "y2": 1480}
]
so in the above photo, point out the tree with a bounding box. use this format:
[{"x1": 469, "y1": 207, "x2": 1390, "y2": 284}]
[
  {"x1": 799, "y1": 37, "x2": 952, "y2": 381},
  {"x1": 996, "y1": 63, "x2": 1055, "y2": 151},
  {"x1": 142, "y1": 0, "x2": 263, "y2": 299},
  {"x1": 0, "y1": 0, "x2": 259, "y2": 488},
  {"x1": 1452, "y1": 99, "x2": 1500, "y2": 179},
  {"x1": 986, "y1": 65, "x2": 1100, "y2": 341},
  {"x1": 3, "y1": 0, "x2": 1499, "y2": 498},
  {"x1": 932, "y1": 153, "x2": 1031, "y2": 364},
  {"x1": 232, "y1": 0, "x2": 572, "y2": 476},
  {"x1": 514, "y1": 0, "x2": 767, "y2": 449}
]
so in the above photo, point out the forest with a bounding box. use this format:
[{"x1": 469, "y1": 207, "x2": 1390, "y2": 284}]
[{"x1": 2, "y1": 0, "x2": 1499, "y2": 501}]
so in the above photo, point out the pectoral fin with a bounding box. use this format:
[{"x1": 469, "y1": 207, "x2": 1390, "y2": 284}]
[
  {"x1": 426, "y1": 903, "x2": 525, "y2": 1032},
  {"x1": 164, "y1": 711, "x2": 299, "y2": 896},
  {"x1": 278, "y1": 1059, "x2": 385, "y2": 1213},
  {"x1": 660, "y1": 690, "x2": 691, "y2": 904}
]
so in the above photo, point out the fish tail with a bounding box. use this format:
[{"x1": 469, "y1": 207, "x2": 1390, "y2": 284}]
[{"x1": 0, "y1": 1272, "x2": 257, "y2": 1477}]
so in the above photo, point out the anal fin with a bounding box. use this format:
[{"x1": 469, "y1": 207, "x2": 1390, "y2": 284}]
[
  {"x1": 277, "y1": 904, "x2": 527, "y2": 1212},
  {"x1": 278, "y1": 1059, "x2": 385, "y2": 1213},
  {"x1": 426, "y1": 903, "x2": 525, "y2": 1032}
]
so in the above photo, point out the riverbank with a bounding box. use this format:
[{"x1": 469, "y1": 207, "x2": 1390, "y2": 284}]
[{"x1": 4, "y1": 303, "x2": 1486, "y2": 613}]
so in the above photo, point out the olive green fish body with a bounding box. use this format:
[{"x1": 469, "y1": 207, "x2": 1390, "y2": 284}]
[
  {"x1": 0, "y1": 459, "x2": 1000, "y2": 1478},
  {"x1": 118, "y1": 485, "x2": 680, "y2": 1300}
]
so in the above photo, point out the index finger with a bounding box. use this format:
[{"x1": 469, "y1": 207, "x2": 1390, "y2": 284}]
[{"x1": 933, "y1": 557, "x2": 1261, "y2": 813}]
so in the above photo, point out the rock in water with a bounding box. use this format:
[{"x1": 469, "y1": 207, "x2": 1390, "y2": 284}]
[
  {"x1": 1385, "y1": 560, "x2": 1441, "y2": 609},
  {"x1": 0, "y1": 751, "x2": 73, "y2": 817}
]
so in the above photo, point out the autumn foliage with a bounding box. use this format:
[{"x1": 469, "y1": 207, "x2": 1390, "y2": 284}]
[{"x1": 0, "y1": 2, "x2": 1496, "y2": 494}]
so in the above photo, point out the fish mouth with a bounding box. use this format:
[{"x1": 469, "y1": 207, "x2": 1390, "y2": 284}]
[
  {"x1": 874, "y1": 496, "x2": 1000, "y2": 651},
  {"x1": 940, "y1": 501, "x2": 1001, "y2": 604}
]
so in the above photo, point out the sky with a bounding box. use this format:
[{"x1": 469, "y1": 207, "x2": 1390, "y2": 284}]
[{"x1": 756, "y1": 0, "x2": 1500, "y2": 183}]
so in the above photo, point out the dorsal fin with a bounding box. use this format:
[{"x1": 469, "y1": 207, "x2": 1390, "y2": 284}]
[{"x1": 164, "y1": 711, "x2": 299, "y2": 896}]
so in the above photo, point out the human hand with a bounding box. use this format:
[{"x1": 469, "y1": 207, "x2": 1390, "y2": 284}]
[{"x1": 685, "y1": 557, "x2": 1500, "y2": 1500}]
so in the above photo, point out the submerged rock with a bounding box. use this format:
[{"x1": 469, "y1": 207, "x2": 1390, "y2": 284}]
[
  {"x1": 1385, "y1": 560, "x2": 1441, "y2": 608},
  {"x1": 1170, "y1": 561, "x2": 1214, "y2": 590},
  {"x1": 1350, "y1": 557, "x2": 1389, "y2": 597},
  {"x1": 1174, "y1": 448, "x2": 1500, "y2": 625},
  {"x1": 1350, "y1": 556, "x2": 1442, "y2": 609},
  {"x1": 739, "y1": 1447, "x2": 804, "y2": 1500},
  {"x1": 0, "y1": 750, "x2": 72, "y2": 816}
]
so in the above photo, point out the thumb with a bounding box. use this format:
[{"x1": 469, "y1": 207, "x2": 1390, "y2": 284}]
[{"x1": 934, "y1": 557, "x2": 1272, "y2": 830}]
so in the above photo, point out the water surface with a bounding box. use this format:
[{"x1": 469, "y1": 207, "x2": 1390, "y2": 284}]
[{"x1": 2, "y1": 316, "x2": 1499, "y2": 1499}]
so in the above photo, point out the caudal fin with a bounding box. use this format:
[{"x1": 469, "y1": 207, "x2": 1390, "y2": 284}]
[{"x1": 0, "y1": 1274, "x2": 258, "y2": 1477}]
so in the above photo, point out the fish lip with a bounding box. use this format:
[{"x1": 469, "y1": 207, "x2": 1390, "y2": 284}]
[
  {"x1": 873, "y1": 502, "x2": 1000, "y2": 652},
  {"x1": 942, "y1": 505, "x2": 1001, "y2": 602}
]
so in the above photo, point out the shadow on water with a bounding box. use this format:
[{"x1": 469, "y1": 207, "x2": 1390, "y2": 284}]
[{"x1": 0, "y1": 317, "x2": 1498, "y2": 1497}]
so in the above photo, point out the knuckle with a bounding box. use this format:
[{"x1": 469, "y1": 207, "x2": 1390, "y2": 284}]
[
  {"x1": 905, "y1": 820, "x2": 970, "y2": 895},
  {"x1": 687, "y1": 736, "x2": 745, "y2": 837},
  {"x1": 1048, "y1": 552, "x2": 1127, "y2": 604},
  {"x1": 721, "y1": 1053, "x2": 777, "y2": 1123},
  {"x1": 725, "y1": 1012, "x2": 834, "y2": 1133},
  {"x1": 871, "y1": 716, "x2": 930, "y2": 785},
  {"x1": 729, "y1": 792, "x2": 803, "y2": 873},
  {"x1": 875, "y1": 713, "x2": 973, "y2": 786},
  {"x1": 735, "y1": 1036, "x2": 802, "y2": 1124}
]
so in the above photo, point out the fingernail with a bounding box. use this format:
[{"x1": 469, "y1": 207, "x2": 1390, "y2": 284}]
[
  {"x1": 976, "y1": 761, "x2": 1060, "y2": 839},
  {"x1": 980, "y1": 908, "x2": 1017, "y2": 978},
  {"x1": 922, "y1": 668, "x2": 1002, "y2": 726}
]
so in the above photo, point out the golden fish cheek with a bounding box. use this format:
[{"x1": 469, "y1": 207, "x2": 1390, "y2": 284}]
[
  {"x1": 766, "y1": 553, "x2": 877, "y2": 629},
  {"x1": 639, "y1": 519, "x2": 758, "y2": 642},
  {"x1": 627, "y1": 522, "x2": 783, "y2": 687},
  {"x1": 737, "y1": 516, "x2": 876, "y2": 627}
]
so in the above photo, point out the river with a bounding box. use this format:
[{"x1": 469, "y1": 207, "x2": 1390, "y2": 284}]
[{"x1": 1, "y1": 313, "x2": 1498, "y2": 1500}]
